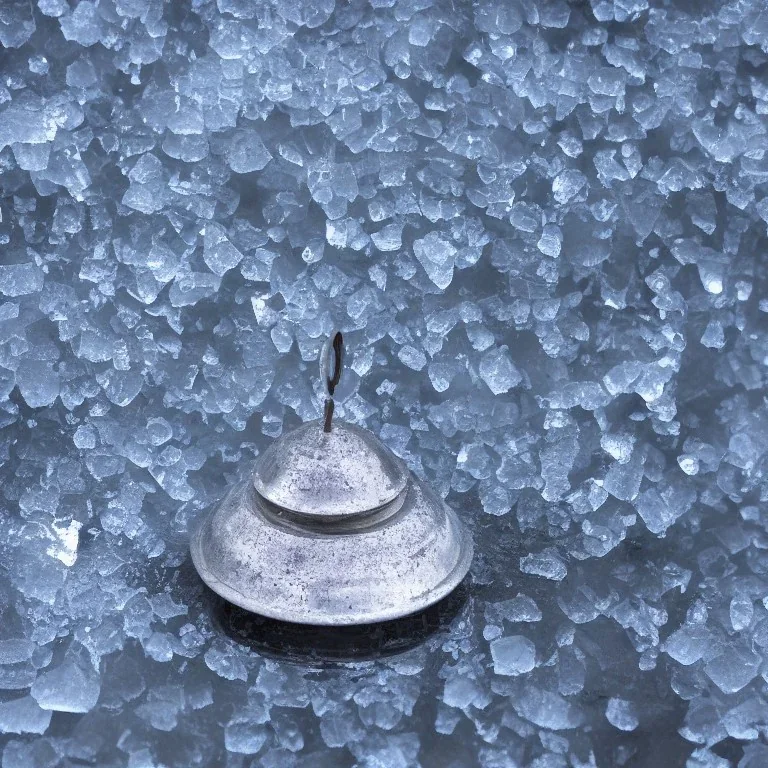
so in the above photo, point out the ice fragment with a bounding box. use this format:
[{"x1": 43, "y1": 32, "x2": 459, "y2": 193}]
[
  {"x1": 413, "y1": 232, "x2": 457, "y2": 290},
  {"x1": 15, "y1": 361, "x2": 59, "y2": 408},
  {"x1": 520, "y1": 549, "x2": 567, "y2": 581},
  {"x1": 31, "y1": 659, "x2": 100, "y2": 713},
  {"x1": 0, "y1": 696, "x2": 52, "y2": 735},
  {"x1": 0, "y1": 263, "x2": 44, "y2": 297},
  {"x1": 704, "y1": 647, "x2": 761, "y2": 694},
  {"x1": 490, "y1": 635, "x2": 536, "y2": 676},
  {"x1": 479, "y1": 347, "x2": 522, "y2": 395},
  {"x1": 605, "y1": 698, "x2": 638, "y2": 731},
  {"x1": 513, "y1": 686, "x2": 583, "y2": 730}
]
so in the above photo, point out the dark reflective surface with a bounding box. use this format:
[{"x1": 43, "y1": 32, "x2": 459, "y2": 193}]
[{"x1": 206, "y1": 579, "x2": 470, "y2": 665}]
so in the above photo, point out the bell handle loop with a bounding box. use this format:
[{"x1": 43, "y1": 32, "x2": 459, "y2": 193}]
[{"x1": 321, "y1": 331, "x2": 343, "y2": 433}]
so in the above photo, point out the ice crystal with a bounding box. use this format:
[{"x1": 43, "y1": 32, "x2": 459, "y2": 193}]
[{"x1": 1, "y1": 0, "x2": 767, "y2": 764}]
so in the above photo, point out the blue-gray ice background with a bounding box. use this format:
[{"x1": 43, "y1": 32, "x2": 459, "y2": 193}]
[{"x1": 1, "y1": 0, "x2": 768, "y2": 765}]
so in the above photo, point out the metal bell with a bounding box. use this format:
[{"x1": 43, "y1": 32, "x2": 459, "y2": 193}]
[{"x1": 190, "y1": 332, "x2": 473, "y2": 626}]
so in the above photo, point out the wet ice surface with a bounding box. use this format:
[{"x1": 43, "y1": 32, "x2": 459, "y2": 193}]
[{"x1": 1, "y1": 0, "x2": 768, "y2": 766}]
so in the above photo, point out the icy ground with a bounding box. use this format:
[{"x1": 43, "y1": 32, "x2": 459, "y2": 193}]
[{"x1": 1, "y1": 0, "x2": 768, "y2": 765}]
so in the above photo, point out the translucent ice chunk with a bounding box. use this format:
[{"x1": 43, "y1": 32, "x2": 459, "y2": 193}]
[
  {"x1": 479, "y1": 346, "x2": 522, "y2": 394},
  {"x1": 489, "y1": 595, "x2": 542, "y2": 623},
  {"x1": 319, "y1": 702, "x2": 364, "y2": 748},
  {"x1": 0, "y1": 102, "x2": 57, "y2": 149},
  {"x1": 15, "y1": 361, "x2": 60, "y2": 408},
  {"x1": 204, "y1": 223, "x2": 244, "y2": 276},
  {"x1": 13, "y1": 142, "x2": 52, "y2": 171},
  {"x1": 169, "y1": 273, "x2": 221, "y2": 307},
  {"x1": 135, "y1": 685, "x2": 184, "y2": 730},
  {"x1": 413, "y1": 232, "x2": 457, "y2": 289},
  {"x1": 687, "y1": 748, "x2": 732, "y2": 768},
  {"x1": 603, "y1": 448, "x2": 645, "y2": 502},
  {"x1": 600, "y1": 433, "x2": 634, "y2": 464},
  {"x1": 226, "y1": 130, "x2": 271, "y2": 173},
  {"x1": 605, "y1": 698, "x2": 638, "y2": 731},
  {"x1": 371, "y1": 222, "x2": 403, "y2": 252},
  {"x1": 704, "y1": 647, "x2": 761, "y2": 694},
  {"x1": 0, "y1": 640, "x2": 35, "y2": 665},
  {"x1": 98, "y1": 369, "x2": 143, "y2": 406},
  {"x1": 547, "y1": 382, "x2": 610, "y2": 410},
  {"x1": 552, "y1": 170, "x2": 587, "y2": 204},
  {"x1": 0, "y1": 696, "x2": 51, "y2": 735},
  {"x1": 442, "y1": 674, "x2": 489, "y2": 710},
  {"x1": 537, "y1": 224, "x2": 563, "y2": 257},
  {"x1": 475, "y1": 0, "x2": 522, "y2": 34},
  {"x1": 225, "y1": 718, "x2": 268, "y2": 754},
  {"x1": 274, "y1": 0, "x2": 334, "y2": 28},
  {"x1": 204, "y1": 644, "x2": 247, "y2": 681},
  {"x1": 490, "y1": 635, "x2": 536, "y2": 676},
  {"x1": 513, "y1": 686, "x2": 583, "y2": 730},
  {"x1": 730, "y1": 596, "x2": 754, "y2": 632},
  {"x1": 635, "y1": 489, "x2": 677, "y2": 536},
  {"x1": 479, "y1": 482, "x2": 511, "y2": 516},
  {"x1": 398, "y1": 345, "x2": 427, "y2": 371},
  {"x1": 588, "y1": 67, "x2": 626, "y2": 97},
  {"x1": 146, "y1": 417, "x2": 173, "y2": 446},
  {"x1": 700, "y1": 320, "x2": 725, "y2": 349},
  {"x1": 540, "y1": 431, "x2": 579, "y2": 502},
  {"x1": 662, "y1": 624, "x2": 712, "y2": 665},
  {"x1": 31, "y1": 659, "x2": 100, "y2": 713},
  {"x1": 0, "y1": 262, "x2": 44, "y2": 297},
  {"x1": 520, "y1": 549, "x2": 567, "y2": 581},
  {"x1": 59, "y1": 1, "x2": 106, "y2": 47},
  {"x1": 0, "y1": 0, "x2": 35, "y2": 47}
]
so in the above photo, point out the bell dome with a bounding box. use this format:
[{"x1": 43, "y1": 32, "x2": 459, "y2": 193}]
[{"x1": 252, "y1": 420, "x2": 408, "y2": 520}]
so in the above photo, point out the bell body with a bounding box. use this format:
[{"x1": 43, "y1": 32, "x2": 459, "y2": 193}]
[{"x1": 191, "y1": 419, "x2": 473, "y2": 626}]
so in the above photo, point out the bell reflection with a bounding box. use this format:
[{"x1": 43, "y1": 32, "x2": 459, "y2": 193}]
[{"x1": 206, "y1": 580, "x2": 471, "y2": 664}]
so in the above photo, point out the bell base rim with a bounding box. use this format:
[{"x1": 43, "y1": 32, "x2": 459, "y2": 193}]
[{"x1": 190, "y1": 517, "x2": 473, "y2": 627}]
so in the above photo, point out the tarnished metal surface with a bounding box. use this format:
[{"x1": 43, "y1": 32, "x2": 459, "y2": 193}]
[
  {"x1": 253, "y1": 420, "x2": 409, "y2": 520},
  {"x1": 190, "y1": 472, "x2": 473, "y2": 625}
]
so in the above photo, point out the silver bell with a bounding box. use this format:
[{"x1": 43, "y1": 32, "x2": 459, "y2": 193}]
[{"x1": 190, "y1": 333, "x2": 473, "y2": 626}]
